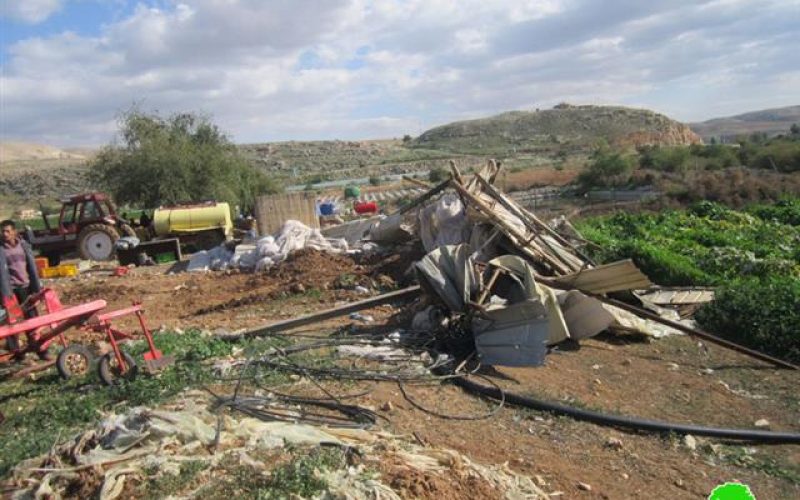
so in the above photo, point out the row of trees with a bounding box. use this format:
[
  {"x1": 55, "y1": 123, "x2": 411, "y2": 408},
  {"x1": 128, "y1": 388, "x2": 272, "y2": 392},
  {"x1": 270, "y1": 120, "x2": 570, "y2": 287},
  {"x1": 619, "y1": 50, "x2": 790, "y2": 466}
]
[
  {"x1": 579, "y1": 124, "x2": 800, "y2": 189},
  {"x1": 91, "y1": 111, "x2": 279, "y2": 211}
]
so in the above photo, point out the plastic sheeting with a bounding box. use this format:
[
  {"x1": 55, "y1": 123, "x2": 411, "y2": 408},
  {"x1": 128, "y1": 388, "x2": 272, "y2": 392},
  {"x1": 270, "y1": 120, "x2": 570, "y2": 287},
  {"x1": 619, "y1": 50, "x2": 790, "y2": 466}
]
[
  {"x1": 12, "y1": 401, "x2": 548, "y2": 500},
  {"x1": 186, "y1": 220, "x2": 351, "y2": 273},
  {"x1": 418, "y1": 194, "x2": 471, "y2": 252}
]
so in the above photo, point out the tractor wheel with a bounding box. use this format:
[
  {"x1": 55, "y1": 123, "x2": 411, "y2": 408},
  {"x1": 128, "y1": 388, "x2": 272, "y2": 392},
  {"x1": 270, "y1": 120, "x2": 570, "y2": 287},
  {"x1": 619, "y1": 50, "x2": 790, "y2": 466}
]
[
  {"x1": 56, "y1": 344, "x2": 95, "y2": 380},
  {"x1": 78, "y1": 223, "x2": 120, "y2": 261},
  {"x1": 98, "y1": 351, "x2": 138, "y2": 385}
]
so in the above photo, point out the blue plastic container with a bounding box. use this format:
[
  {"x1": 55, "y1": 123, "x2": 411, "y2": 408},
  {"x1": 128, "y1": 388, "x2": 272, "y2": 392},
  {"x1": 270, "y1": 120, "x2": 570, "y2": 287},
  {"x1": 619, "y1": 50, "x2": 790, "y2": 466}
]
[{"x1": 319, "y1": 202, "x2": 335, "y2": 215}]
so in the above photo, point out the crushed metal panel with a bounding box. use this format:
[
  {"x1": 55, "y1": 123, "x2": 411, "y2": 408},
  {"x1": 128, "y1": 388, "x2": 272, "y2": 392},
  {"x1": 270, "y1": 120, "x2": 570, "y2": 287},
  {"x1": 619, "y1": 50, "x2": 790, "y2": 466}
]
[
  {"x1": 557, "y1": 290, "x2": 615, "y2": 341},
  {"x1": 552, "y1": 259, "x2": 652, "y2": 294},
  {"x1": 472, "y1": 300, "x2": 550, "y2": 367},
  {"x1": 415, "y1": 244, "x2": 477, "y2": 313}
]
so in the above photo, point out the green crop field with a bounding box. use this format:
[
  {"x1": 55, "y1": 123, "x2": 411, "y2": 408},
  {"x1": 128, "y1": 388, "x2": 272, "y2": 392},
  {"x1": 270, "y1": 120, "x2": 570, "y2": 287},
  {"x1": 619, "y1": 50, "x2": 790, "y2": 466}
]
[{"x1": 577, "y1": 198, "x2": 800, "y2": 363}]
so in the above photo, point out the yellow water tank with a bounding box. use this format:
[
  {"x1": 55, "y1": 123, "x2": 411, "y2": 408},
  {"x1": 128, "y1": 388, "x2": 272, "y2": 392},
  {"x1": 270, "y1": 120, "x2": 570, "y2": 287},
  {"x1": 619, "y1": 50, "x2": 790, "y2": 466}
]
[{"x1": 153, "y1": 202, "x2": 233, "y2": 238}]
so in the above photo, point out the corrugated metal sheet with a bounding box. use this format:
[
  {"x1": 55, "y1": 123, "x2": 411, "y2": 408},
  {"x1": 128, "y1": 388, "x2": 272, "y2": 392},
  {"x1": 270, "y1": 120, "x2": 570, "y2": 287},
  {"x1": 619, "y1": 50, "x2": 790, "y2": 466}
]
[
  {"x1": 551, "y1": 259, "x2": 652, "y2": 294},
  {"x1": 636, "y1": 288, "x2": 715, "y2": 305}
]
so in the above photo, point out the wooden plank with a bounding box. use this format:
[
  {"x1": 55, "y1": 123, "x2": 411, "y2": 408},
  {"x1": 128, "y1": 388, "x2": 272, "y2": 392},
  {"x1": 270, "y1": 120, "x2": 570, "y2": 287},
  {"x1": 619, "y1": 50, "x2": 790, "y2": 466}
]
[
  {"x1": 450, "y1": 180, "x2": 573, "y2": 275},
  {"x1": 395, "y1": 179, "x2": 451, "y2": 215},
  {"x1": 473, "y1": 175, "x2": 584, "y2": 272},
  {"x1": 221, "y1": 286, "x2": 422, "y2": 340},
  {"x1": 474, "y1": 174, "x2": 597, "y2": 267}
]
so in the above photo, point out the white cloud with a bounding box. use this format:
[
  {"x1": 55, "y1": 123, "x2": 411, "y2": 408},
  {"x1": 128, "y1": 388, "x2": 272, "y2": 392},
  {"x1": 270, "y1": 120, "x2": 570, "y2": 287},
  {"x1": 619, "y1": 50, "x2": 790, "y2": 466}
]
[
  {"x1": 0, "y1": 0, "x2": 63, "y2": 24},
  {"x1": 1, "y1": 0, "x2": 798, "y2": 145}
]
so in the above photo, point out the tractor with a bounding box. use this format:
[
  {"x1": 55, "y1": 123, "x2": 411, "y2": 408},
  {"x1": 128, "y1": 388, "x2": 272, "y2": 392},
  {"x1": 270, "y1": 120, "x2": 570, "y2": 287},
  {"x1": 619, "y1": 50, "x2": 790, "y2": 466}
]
[{"x1": 25, "y1": 193, "x2": 135, "y2": 264}]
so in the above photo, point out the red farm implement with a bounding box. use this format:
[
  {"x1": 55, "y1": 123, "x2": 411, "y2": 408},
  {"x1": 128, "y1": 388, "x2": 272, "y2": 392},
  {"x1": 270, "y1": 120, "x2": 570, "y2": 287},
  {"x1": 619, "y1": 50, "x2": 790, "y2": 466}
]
[{"x1": 0, "y1": 289, "x2": 173, "y2": 384}]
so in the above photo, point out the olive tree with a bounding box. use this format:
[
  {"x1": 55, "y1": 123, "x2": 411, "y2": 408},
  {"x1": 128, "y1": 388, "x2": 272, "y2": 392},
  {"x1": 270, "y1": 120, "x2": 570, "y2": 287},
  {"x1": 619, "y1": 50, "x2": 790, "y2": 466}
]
[{"x1": 90, "y1": 110, "x2": 279, "y2": 210}]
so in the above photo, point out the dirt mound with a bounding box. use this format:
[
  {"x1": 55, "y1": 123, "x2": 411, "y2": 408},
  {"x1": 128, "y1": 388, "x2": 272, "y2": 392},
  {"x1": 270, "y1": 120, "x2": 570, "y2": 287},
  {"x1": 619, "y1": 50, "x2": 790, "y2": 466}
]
[
  {"x1": 267, "y1": 249, "x2": 365, "y2": 287},
  {"x1": 380, "y1": 457, "x2": 503, "y2": 500}
]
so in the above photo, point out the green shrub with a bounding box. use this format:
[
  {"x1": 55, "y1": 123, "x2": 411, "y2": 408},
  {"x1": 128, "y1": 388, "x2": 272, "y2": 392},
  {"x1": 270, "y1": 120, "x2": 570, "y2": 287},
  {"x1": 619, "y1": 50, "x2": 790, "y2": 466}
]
[
  {"x1": 577, "y1": 150, "x2": 635, "y2": 188},
  {"x1": 746, "y1": 198, "x2": 800, "y2": 225},
  {"x1": 639, "y1": 146, "x2": 690, "y2": 172},
  {"x1": 696, "y1": 277, "x2": 800, "y2": 363},
  {"x1": 428, "y1": 165, "x2": 449, "y2": 183}
]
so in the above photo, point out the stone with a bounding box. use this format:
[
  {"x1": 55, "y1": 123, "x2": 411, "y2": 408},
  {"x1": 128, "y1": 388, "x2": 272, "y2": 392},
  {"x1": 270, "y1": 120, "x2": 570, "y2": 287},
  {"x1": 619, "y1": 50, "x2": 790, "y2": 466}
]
[
  {"x1": 684, "y1": 434, "x2": 697, "y2": 451},
  {"x1": 577, "y1": 482, "x2": 592, "y2": 491}
]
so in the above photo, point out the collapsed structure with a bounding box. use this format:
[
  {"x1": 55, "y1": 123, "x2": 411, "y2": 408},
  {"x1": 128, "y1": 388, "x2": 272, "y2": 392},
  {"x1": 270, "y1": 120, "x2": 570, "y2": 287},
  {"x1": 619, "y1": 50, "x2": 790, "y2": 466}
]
[{"x1": 9, "y1": 160, "x2": 800, "y2": 499}]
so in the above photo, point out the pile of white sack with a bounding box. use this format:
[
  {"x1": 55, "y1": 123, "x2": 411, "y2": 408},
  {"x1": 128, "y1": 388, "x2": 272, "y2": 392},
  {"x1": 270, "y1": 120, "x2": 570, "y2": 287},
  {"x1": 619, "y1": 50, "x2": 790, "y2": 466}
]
[{"x1": 187, "y1": 220, "x2": 359, "y2": 273}]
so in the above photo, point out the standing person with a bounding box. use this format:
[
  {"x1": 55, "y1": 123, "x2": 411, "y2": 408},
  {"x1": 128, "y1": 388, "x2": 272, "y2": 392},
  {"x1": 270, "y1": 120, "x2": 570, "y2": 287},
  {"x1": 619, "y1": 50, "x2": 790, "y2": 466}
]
[{"x1": 0, "y1": 220, "x2": 49, "y2": 360}]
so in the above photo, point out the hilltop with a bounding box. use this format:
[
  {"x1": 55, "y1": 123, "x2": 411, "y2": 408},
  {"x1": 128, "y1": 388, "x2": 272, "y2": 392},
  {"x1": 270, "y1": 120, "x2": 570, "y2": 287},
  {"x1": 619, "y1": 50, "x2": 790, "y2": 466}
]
[
  {"x1": 412, "y1": 104, "x2": 702, "y2": 155},
  {"x1": 2, "y1": 104, "x2": 706, "y2": 206},
  {"x1": 690, "y1": 105, "x2": 800, "y2": 141},
  {"x1": 0, "y1": 141, "x2": 89, "y2": 163}
]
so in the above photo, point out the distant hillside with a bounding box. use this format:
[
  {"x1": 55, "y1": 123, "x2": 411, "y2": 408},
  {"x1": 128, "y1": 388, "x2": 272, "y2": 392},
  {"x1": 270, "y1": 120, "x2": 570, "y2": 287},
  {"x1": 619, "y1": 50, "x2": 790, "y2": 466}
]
[
  {"x1": 412, "y1": 104, "x2": 702, "y2": 155},
  {"x1": 690, "y1": 105, "x2": 800, "y2": 141},
  {"x1": 0, "y1": 141, "x2": 88, "y2": 163}
]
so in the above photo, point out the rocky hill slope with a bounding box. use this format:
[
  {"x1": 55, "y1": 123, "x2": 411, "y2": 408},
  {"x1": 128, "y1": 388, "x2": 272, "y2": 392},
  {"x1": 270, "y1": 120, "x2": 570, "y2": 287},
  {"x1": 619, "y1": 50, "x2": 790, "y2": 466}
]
[
  {"x1": 412, "y1": 104, "x2": 702, "y2": 155},
  {"x1": 690, "y1": 105, "x2": 800, "y2": 141}
]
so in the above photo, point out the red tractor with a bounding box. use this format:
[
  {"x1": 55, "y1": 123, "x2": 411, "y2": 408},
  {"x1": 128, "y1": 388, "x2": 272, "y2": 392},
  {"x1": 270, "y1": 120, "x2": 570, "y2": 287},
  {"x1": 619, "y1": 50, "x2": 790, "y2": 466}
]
[{"x1": 26, "y1": 193, "x2": 135, "y2": 265}]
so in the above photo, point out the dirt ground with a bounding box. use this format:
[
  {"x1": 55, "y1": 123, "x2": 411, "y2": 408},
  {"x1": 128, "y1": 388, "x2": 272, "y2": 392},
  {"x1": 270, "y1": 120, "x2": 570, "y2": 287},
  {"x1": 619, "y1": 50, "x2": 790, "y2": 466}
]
[
  {"x1": 49, "y1": 247, "x2": 421, "y2": 338},
  {"x1": 34, "y1": 251, "x2": 800, "y2": 498}
]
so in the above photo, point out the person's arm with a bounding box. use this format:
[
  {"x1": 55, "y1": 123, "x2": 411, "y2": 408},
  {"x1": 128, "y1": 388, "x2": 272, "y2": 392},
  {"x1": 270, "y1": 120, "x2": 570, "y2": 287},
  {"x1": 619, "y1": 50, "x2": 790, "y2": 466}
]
[
  {"x1": 23, "y1": 243, "x2": 42, "y2": 293},
  {"x1": 0, "y1": 247, "x2": 12, "y2": 299}
]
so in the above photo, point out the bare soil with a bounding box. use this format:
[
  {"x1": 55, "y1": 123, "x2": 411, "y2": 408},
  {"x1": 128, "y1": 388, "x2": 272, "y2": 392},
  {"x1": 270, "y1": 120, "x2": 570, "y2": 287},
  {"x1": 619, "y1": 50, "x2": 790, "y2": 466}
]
[{"x1": 36, "y1": 253, "x2": 800, "y2": 499}]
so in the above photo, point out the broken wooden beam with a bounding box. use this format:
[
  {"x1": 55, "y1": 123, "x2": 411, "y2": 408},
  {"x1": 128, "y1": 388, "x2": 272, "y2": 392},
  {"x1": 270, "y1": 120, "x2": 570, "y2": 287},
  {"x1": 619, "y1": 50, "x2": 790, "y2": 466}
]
[
  {"x1": 221, "y1": 286, "x2": 422, "y2": 340},
  {"x1": 396, "y1": 180, "x2": 450, "y2": 215}
]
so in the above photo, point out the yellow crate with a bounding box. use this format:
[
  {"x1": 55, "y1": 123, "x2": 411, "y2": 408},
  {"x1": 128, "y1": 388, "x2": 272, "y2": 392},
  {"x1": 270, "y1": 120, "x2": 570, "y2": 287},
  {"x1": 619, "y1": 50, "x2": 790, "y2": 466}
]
[
  {"x1": 41, "y1": 264, "x2": 78, "y2": 278},
  {"x1": 41, "y1": 267, "x2": 60, "y2": 278},
  {"x1": 57, "y1": 264, "x2": 78, "y2": 277}
]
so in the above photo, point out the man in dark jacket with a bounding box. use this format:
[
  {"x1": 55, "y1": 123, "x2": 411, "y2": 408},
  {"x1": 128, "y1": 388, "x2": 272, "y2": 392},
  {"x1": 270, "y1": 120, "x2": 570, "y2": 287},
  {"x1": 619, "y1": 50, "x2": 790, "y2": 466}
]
[{"x1": 0, "y1": 219, "x2": 48, "y2": 359}]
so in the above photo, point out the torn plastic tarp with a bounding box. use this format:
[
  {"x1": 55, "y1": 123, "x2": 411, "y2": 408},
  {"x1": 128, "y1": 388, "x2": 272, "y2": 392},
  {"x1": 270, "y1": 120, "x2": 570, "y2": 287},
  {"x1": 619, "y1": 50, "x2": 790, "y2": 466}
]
[{"x1": 418, "y1": 193, "x2": 472, "y2": 252}]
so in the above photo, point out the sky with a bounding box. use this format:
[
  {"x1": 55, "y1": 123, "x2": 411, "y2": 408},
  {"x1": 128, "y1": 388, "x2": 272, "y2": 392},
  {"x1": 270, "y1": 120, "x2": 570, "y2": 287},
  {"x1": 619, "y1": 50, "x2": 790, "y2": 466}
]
[{"x1": 1, "y1": 0, "x2": 798, "y2": 147}]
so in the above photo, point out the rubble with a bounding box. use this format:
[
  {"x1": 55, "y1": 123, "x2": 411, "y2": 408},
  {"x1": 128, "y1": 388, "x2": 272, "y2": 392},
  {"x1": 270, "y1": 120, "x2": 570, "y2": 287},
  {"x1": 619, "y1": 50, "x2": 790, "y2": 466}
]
[{"x1": 10, "y1": 398, "x2": 548, "y2": 499}]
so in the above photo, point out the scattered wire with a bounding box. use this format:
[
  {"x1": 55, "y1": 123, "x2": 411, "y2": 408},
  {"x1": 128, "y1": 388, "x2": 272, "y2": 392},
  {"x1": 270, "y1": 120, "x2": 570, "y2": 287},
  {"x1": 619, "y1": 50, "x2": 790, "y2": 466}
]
[{"x1": 397, "y1": 374, "x2": 505, "y2": 420}]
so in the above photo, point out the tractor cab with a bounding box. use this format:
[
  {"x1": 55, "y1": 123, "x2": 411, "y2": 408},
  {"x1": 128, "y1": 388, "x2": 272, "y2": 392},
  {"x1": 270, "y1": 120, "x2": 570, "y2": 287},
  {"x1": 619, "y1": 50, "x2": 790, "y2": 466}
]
[
  {"x1": 28, "y1": 193, "x2": 134, "y2": 264},
  {"x1": 55, "y1": 194, "x2": 117, "y2": 235}
]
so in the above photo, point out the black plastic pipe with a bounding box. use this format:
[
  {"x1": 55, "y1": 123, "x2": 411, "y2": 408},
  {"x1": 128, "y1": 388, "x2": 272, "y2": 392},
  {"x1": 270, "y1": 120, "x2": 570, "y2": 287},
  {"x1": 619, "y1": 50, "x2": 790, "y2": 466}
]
[{"x1": 454, "y1": 376, "x2": 800, "y2": 444}]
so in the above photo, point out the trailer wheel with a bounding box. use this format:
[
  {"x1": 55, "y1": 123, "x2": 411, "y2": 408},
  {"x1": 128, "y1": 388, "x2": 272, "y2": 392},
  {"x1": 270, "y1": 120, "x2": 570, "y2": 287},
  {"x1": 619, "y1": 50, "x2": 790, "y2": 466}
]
[
  {"x1": 56, "y1": 344, "x2": 94, "y2": 380},
  {"x1": 78, "y1": 223, "x2": 120, "y2": 261},
  {"x1": 98, "y1": 351, "x2": 138, "y2": 385}
]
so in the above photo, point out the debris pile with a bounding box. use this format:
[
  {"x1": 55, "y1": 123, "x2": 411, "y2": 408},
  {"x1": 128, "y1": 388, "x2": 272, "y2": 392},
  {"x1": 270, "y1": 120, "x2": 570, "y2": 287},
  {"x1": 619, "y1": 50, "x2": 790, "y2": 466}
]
[{"x1": 12, "y1": 396, "x2": 547, "y2": 499}]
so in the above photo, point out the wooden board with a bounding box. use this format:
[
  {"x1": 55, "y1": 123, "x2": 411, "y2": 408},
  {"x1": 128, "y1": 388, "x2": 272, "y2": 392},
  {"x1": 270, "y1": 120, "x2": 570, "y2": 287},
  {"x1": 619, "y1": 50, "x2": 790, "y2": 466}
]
[{"x1": 255, "y1": 192, "x2": 319, "y2": 236}]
